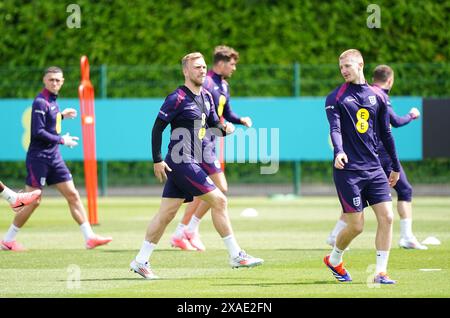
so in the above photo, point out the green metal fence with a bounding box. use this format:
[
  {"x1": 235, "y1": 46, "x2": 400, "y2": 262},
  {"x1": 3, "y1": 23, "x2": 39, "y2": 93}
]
[
  {"x1": 1, "y1": 63, "x2": 448, "y2": 195},
  {"x1": 1, "y1": 63, "x2": 449, "y2": 99}
]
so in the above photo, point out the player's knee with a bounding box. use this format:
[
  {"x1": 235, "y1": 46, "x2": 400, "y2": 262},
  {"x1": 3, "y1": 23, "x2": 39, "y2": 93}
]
[
  {"x1": 348, "y1": 223, "x2": 364, "y2": 236},
  {"x1": 381, "y1": 212, "x2": 394, "y2": 226},
  {"x1": 211, "y1": 192, "x2": 227, "y2": 210},
  {"x1": 65, "y1": 189, "x2": 81, "y2": 204},
  {"x1": 162, "y1": 210, "x2": 178, "y2": 224},
  {"x1": 158, "y1": 206, "x2": 179, "y2": 225}
]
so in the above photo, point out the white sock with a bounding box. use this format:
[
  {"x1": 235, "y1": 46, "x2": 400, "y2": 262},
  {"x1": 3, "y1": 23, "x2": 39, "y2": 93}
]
[
  {"x1": 0, "y1": 186, "x2": 17, "y2": 205},
  {"x1": 329, "y1": 246, "x2": 344, "y2": 266},
  {"x1": 222, "y1": 234, "x2": 241, "y2": 258},
  {"x1": 173, "y1": 223, "x2": 186, "y2": 239},
  {"x1": 376, "y1": 250, "x2": 390, "y2": 274},
  {"x1": 185, "y1": 215, "x2": 201, "y2": 234},
  {"x1": 135, "y1": 240, "x2": 156, "y2": 264},
  {"x1": 80, "y1": 222, "x2": 95, "y2": 241},
  {"x1": 4, "y1": 224, "x2": 20, "y2": 242},
  {"x1": 400, "y1": 218, "x2": 413, "y2": 239}
]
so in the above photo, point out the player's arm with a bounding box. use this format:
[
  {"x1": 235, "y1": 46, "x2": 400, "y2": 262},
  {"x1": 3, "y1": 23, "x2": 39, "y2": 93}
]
[
  {"x1": 386, "y1": 95, "x2": 420, "y2": 127},
  {"x1": 378, "y1": 100, "x2": 401, "y2": 186},
  {"x1": 61, "y1": 108, "x2": 77, "y2": 119},
  {"x1": 151, "y1": 117, "x2": 172, "y2": 182},
  {"x1": 31, "y1": 99, "x2": 64, "y2": 144},
  {"x1": 388, "y1": 105, "x2": 413, "y2": 129},
  {"x1": 207, "y1": 96, "x2": 235, "y2": 136},
  {"x1": 152, "y1": 93, "x2": 180, "y2": 182},
  {"x1": 222, "y1": 101, "x2": 252, "y2": 127},
  {"x1": 325, "y1": 97, "x2": 347, "y2": 169}
]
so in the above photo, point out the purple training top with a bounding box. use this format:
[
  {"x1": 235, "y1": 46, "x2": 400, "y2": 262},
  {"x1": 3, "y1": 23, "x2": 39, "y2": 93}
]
[
  {"x1": 157, "y1": 86, "x2": 219, "y2": 163},
  {"x1": 325, "y1": 82, "x2": 400, "y2": 172},
  {"x1": 27, "y1": 88, "x2": 64, "y2": 159}
]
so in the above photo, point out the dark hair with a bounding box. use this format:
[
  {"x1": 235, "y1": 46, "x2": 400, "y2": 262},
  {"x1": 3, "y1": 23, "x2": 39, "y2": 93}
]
[
  {"x1": 373, "y1": 65, "x2": 393, "y2": 83},
  {"x1": 213, "y1": 45, "x2": 239, "y2": 64},
  {"x1": 44, "y1": 66, "x2": 63, "y2": 75}
]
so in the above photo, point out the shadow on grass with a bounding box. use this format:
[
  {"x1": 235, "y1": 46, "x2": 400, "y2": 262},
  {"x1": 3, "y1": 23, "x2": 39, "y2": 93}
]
[
  {"x1": 276, "y1": 248, "x2": 333, "y2": 252},
  {"x1": 212, "y1": 280, "x2": 364, "y2": 286},
  {"x1": 100, "y1": 249, "x2": 185, "y2": 253}
]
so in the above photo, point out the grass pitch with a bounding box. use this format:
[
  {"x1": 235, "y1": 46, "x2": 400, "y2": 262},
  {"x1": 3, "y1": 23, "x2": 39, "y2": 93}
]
[{"x1": 0, "y1": 196, "x2": 449, "y2": 298}]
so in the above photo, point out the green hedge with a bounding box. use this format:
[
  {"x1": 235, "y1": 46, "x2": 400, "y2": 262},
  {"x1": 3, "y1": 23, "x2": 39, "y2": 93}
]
[
  {"x1": 2, "y1": 0, "x2": 447, "y2": 65},
  {"x1": 0, "y1": 0, "x2": 448, "y2": 97}
]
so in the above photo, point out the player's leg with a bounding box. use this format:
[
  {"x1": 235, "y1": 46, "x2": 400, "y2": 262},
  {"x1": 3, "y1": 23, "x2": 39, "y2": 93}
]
[
  {"x1": 324, "y1": 169, "x2": 366, "y2": 282},
  {"x1": 131, "y1": 158, "x2": 190, "y2": 279},
  {"x1": 395, "y1": 167, "x2": 427, "y2": 249},
  {"x1": 371, "y1": 201, "x2": 396, "y2": 284},
  {"x1": 0, "y1": 181, "x2": 41, "y2": 213},
  {"x1": 55, "y1": 180, "x2": 112, "y2": 249},
  {"x1": 326, "y1": 212, "x2": 347, "y2": 246},
  {"x1": 324, "y1": 211, "x2": 361, "y2": 282},
  {"x1": 183, "y1": 172, "x2": 228, "y2": 251},
  {"x1": 1, "y1": 159, "x2": 46, "y2": 251},
  {"x1": 1, "y1": 185, "x2": 41, "y2": 252},
  {"x1": 171, "y1": 161, "x2": 227, "y2": 251},
  {"x1": 170, "y1": 197, "x2": 201, "y2": 250},
  {"x1": 367, "y1": 168, "x2": 396, "y2": 284},
  {"x1": 181, "y1": 198, "x2": 201, "y2": 225},
  {"x1": 198, "y1": 188, "x2": 263, "y2": 268},
  {"x1": 131, "y1": 197, "x2": 185, "y2": 279}
]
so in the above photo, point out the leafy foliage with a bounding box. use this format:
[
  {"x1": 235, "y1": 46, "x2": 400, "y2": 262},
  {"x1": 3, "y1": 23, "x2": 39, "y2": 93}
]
[
  {"x1": 0, "y1": 0, "x2": 448, "y2": 185},
  {"x1": 0, "y1": 0, "x2": 448, "y2": 97}
]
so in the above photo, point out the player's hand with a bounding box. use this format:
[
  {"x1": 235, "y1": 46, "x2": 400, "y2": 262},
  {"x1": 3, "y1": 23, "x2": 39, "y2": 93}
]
[
  {"x1": 225, "y1": 122, "x2": 235, "y2": 134},
  {"x1": 240, "y1": 117, "x2": 253, "y2": 128},
  {"x1": 409, "y1": 107, "x2": 420, "y2": 119},
  {"x1": 388, "y1": 171, "x2": 400, "y2": 187},
  {"x1": 154, "y1": 161, "x2": 172, "y2": 183},
  {"x1": 61, "y1": 108, "x2": 77, "y2": 119},
  {"x1": 61, "y1": 132, "x2": 79, "y2": 148},
  {"x1": 334, "y1": 152, "x2": 348, "y2": 169}
]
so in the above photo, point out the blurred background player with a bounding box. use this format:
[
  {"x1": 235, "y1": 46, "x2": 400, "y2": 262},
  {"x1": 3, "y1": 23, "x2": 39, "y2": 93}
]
[
  {"x1": 0, "y1": 180, "x2": 41, "y2": 212},
  {"x1": 324, "y1": 49, "x2": 400, "y2": 284},
  {"x1": 170, "y1": 45, "x2": 253, "y2": 251},
  {"x1": 0, "y1": 66, "x2": 112, "y2": 252},
  {"x1": 326, "y1": 64, "x2": 426, "y2": 250},
  {"x1": 130, "y1": 52, "x2": 263, "y2": 279}
]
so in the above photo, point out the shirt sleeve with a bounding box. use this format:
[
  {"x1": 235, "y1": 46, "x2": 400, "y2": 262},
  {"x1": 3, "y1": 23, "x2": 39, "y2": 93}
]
[
  {"x1": 206, "y1": 93, "x2": 220, "y2": 127},
  {"x1": 325, "y1": 95, "x2": 344, "y2": 157},
  {"x1": 151, "y1": 117, "x2": 169, "y2": 163},
  {"x1": 387, "y1": 98, "x2": 413, "y2": 127},
  {"x1": 378, "y1": 99, "x2": 401, "y2": 172},
  {"x1": 157, "y1": 91, "x2": 182, "y2": 123},
  {"x1": 222, "y1": 100, "x2": 241, "y2": 124},
  {"x1": 31, "y1": 98, "x2": 63, "y2": 144},
  {"x1": 206, "y1": 94, "x2": 227, "y2": 136}
]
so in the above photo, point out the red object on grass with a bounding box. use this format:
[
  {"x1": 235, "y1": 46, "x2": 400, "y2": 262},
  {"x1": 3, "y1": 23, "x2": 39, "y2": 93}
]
[{"x1": 78, "y1": 56, "x2": 99, "y2": 225}]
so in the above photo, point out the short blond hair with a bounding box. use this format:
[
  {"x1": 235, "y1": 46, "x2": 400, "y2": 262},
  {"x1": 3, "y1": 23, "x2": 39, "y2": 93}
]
[
  {"x1": 339, "y1": 49, "x2": 364, "y2": 64},
  {"x1": 181, "y1": 52, "x2": 204, "y2": 69}
]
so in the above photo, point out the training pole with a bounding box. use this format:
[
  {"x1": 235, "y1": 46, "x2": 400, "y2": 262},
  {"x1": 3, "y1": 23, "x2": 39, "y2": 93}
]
[{"x1": 78, "y1": 55, "x2": 99, "y2": 225}]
